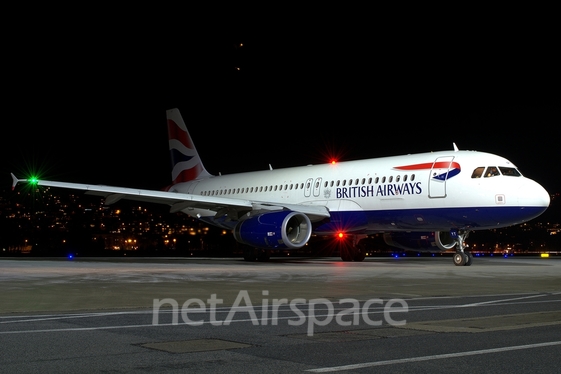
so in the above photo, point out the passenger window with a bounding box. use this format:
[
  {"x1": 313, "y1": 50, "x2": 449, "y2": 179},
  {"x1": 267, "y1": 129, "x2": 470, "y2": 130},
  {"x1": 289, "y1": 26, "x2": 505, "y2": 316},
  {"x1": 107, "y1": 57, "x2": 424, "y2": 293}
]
[
  {"x1": 484, "y1": 166, "x2": 500, "y2": 178},
  {"x1": 382, "y1": 177, "x2": 386, "y2": 183},
  {"x1": 471, "y1": 167, "x2": 485, "y2": 178},
  {"x1": 375, "y1": 177, "x2": 379, "y2": 184},
  {"x1": 396, "y1": 175, "x2": 400, "y2": 182},
  {"x1": 411, "y1": 174, "x2": 415, "y2": 181},
  {"x1": 403, "y1": 175, "x2": 408, "y2": 182},
  {"x1": 389, "y1": 176, "x2": 393, "y2": 183},
  {"x1": 368, "y1": 177, "x2": 372, "y2": 184}
]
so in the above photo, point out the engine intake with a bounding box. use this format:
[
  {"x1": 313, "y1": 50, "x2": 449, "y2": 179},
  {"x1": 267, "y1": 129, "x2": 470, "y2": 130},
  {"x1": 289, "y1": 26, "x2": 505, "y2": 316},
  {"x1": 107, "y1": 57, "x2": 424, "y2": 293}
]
[
  {"x1": 383, "y1": 231, "x2": 457, "y2": 252},
  {"x1": 233, "y1": 211, "x2": 312, "y2": 249}
]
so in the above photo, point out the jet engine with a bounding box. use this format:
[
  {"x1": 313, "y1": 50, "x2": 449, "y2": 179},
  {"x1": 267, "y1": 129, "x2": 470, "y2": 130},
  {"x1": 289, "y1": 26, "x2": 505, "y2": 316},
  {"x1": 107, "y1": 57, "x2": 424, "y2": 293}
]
[
  {"x1": 383, "y1": 231, "x2": 457, "y2": 252},
  {"x1": 233, "y1": 211, "x2": 312, "y2": 249}
]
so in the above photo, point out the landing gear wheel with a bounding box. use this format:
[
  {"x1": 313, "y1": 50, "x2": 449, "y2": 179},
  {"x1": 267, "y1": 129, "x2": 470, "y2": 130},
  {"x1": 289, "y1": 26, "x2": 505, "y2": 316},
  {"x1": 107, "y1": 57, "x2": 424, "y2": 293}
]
[
  {"x1": 464, "y1": 251, "x2": 473, "y2": 266},
  {"x1": 340, "y1": 247, "x2": 353, "y2": 262},
  {"x1": 353, "y1": 250, "x2": 366, "y2": 262},
  {"x1": 453, "y1": 252, "x2": 466, "y2": 266},
  {"x1": 353, "y1": 240, "x2": 367, "y2": 262}
]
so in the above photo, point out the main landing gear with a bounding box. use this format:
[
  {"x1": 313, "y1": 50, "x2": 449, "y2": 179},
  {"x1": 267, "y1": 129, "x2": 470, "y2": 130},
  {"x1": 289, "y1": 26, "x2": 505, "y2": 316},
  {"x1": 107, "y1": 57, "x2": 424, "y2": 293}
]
[
  {"x1": 451, "y1": 230, "x2": 472, "y2": 266},
  {"x1": 339, "y1": 235, "x2": 367, "y2": 262}
]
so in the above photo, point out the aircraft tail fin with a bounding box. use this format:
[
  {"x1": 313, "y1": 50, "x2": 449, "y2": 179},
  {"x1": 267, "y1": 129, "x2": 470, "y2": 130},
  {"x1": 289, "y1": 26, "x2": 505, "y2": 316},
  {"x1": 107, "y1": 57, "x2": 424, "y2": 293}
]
[{"x1": 166, "y1": 108, "x2": 212, "y2": 184}]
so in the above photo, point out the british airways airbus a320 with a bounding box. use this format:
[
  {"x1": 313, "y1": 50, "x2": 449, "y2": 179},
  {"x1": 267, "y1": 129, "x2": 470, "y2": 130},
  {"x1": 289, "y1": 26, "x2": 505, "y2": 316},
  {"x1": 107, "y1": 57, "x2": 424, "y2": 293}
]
[{"x1": 12, "y1": 108, "x2": 550, "y2": 266}]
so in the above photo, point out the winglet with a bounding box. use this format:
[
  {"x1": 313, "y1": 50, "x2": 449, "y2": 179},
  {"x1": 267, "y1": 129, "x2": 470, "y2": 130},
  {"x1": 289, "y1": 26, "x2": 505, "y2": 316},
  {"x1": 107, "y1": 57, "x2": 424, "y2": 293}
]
[
  {"x1": 11, "y1": 173, "x2": 21, "y2": 190},
  {"x1": 453, "y1": 143, "x2": 459, "y2": 152}
]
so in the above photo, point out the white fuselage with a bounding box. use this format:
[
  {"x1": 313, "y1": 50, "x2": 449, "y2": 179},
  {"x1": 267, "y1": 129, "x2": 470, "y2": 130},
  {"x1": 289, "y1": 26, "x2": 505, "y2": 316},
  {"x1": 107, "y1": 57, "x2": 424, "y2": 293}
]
[{"x1": 171, "y1": 150, "x2": 550, "y2": 234}]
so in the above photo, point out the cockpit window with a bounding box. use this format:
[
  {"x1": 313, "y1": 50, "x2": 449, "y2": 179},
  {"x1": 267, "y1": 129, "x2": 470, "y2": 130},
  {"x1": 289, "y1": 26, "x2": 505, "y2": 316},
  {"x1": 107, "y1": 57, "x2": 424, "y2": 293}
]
[
  {"x1": 471, "y1": 167, "x2": 485, "y2": 178},
  {"x1": 472, "y1": 166, "x2": 522, "y2": 179},
  {"x1": 484, "y1": 166, "x2": 500, "y2": 178},
  {"x1": 499, "y1": 167, "x2": 521, "y2": 177}
]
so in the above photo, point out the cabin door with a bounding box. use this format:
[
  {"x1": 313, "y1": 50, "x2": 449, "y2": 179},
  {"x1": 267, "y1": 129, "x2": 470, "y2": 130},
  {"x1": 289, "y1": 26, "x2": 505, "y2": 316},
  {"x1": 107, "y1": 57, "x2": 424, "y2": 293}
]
[
  {"x1": 313, "y1": 177, "x2": 322, "y2": 197},
  {"x1": 304, "y1": 178, "x2": 313, "y2": 197},
  {"x1": 428, "y1": 156, "x2": 454, "y2": 198}
]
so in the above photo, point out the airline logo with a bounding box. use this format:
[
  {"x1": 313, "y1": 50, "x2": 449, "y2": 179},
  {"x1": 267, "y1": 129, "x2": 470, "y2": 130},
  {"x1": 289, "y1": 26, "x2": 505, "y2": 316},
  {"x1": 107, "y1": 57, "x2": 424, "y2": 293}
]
[
  {"x1": 167, "y1": 118, "x2": 205, "y2": 184},
  {"x1": 394, "y1": 161, "x2": 461, "y2": 181},
  {"x1": 335, "y1": 161, "x2": 461, "y2": 199}
]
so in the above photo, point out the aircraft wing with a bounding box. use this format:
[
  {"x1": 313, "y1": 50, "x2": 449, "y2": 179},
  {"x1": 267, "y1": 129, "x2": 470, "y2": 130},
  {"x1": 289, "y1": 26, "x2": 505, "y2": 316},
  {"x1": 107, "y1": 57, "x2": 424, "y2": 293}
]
[{"x1": 11, "y1": 174, "x2": 330, "y2": 221}]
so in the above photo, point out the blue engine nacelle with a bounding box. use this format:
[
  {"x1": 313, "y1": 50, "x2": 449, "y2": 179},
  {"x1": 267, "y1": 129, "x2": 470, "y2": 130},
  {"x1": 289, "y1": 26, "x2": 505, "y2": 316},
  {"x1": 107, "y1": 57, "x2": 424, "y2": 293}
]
[
  {"x1": 233, "y1": 211, "x2": 312, "y2": 249},
  {"x1": 383, "y1": 231, "x2": 457, "y2": 252}
]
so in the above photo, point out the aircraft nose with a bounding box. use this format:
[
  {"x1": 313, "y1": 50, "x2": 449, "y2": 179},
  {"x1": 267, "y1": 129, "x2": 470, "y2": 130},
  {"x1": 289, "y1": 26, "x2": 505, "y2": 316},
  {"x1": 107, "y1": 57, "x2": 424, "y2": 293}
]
[
  {"x1": 527, "y1": 179, "x2": 551, "y2": 219},
  {"x1": 514, "y1": 179, "x2": 550, "y2": 221},
  {"x1": 536, "y1": 182, "x2": 551, "y2": 208}
]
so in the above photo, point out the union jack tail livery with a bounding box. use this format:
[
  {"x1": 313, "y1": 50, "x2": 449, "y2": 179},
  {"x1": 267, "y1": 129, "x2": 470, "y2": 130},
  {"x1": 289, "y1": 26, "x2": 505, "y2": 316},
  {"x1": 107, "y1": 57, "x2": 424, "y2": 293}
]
[{"x1": 167, "y1": 108, "x2": 212, "y2": 184}]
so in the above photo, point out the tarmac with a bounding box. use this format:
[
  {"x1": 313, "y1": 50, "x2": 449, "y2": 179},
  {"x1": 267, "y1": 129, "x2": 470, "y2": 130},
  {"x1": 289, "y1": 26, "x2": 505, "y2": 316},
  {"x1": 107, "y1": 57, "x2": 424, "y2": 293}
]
[
  {"x1": 1, "y1": 255, "x2": 561, "y2": 373},
  {"x1": 1, "y1": 255, "x2": 560, "y2": 313}
]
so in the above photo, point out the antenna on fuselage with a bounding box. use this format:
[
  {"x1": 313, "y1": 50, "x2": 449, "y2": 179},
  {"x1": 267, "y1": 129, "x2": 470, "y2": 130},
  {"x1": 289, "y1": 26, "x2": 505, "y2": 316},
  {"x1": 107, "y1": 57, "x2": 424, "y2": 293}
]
[
  {"x1": 269, "y1": 164, "x2": 273, "y2": 170},
  {"x1": 453, "y1": 143, "x2": 459, "y2": 152}
]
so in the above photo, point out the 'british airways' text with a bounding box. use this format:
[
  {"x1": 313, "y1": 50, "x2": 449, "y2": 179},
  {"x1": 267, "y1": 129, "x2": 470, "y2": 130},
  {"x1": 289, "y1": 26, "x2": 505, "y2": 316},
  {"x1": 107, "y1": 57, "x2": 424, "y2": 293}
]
[{"x1": 336, "y1": 182, "x2": 422, "y2": 198}]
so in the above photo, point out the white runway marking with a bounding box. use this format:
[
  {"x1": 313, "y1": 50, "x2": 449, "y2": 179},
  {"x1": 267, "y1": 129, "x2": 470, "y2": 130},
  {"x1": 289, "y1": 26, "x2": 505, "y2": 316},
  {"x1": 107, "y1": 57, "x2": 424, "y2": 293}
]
[
  {"x1": 305, "y1": 341, "x2": 561, "y2": 372},
  {"x1": 460, "y1": 293, "x2": 548, "y2": 307}
]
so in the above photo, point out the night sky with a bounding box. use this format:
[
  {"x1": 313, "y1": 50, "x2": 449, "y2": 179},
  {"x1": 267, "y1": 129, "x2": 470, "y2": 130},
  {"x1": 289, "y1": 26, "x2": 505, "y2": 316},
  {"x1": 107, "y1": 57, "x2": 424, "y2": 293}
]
[{"x1": 2, "y1": 28, "x2": 560, "y2": 196}]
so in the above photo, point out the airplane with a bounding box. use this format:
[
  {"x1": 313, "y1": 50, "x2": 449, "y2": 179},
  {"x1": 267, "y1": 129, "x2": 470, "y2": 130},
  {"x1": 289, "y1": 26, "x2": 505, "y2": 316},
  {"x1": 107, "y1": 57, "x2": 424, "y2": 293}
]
[{"x1": 11, "y1": 108, "x2": 550, "y2": 266}]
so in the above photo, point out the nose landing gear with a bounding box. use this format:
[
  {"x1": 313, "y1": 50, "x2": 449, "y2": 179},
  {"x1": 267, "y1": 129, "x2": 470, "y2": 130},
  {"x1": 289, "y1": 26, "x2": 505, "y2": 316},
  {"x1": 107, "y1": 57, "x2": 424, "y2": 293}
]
[{"x1": 451, "y1": 230, "x2": 472, "y2": 266}]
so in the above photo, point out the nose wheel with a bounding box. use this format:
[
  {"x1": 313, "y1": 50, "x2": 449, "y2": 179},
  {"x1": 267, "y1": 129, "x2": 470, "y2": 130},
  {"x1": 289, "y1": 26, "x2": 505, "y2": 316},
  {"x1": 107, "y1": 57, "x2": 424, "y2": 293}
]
[
  {"x1": 451, "y1": 230, "x2": 473, "y2": 266},
  {"x1": 453, "y1": 251, "x2": 473, "y2": 266}
]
